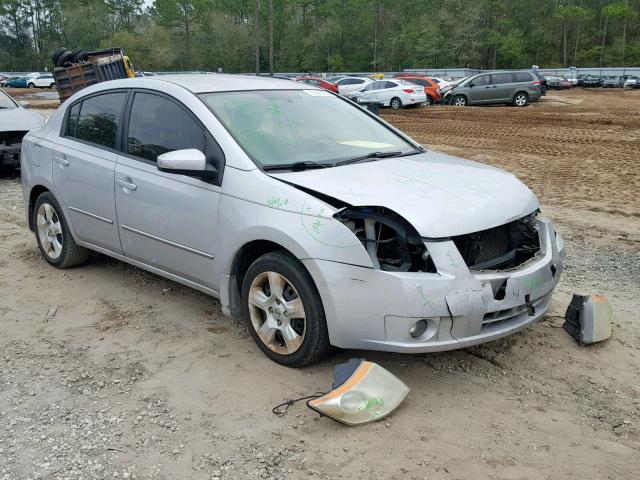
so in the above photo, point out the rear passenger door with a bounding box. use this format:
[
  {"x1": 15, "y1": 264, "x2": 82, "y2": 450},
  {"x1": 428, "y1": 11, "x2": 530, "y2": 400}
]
[
  {"x1": 114, "y1": 91, "x2": 224, "y2": 290},
  {"x1": 53, "y1": 91, "x2": 127, "y2": 253},
  {"x1": 490, "y1": 73, "x2": 515, "y2": 103}
]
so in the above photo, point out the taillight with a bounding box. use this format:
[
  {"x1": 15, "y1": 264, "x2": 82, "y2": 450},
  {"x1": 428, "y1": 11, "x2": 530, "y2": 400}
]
[
  {"x1": 402, "y1": 88, "x2": 414, "y2": 93},
  {"x1": 533, "y1": 80, "x2": 541, "y2": 85}
]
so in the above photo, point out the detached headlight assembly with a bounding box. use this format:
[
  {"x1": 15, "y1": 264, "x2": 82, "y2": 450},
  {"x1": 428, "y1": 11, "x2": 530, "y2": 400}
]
[
  {"x1": 308, "y1": 359, "x2": 410, "y2": 426},
  {"x1": 335, "y1": 206, "x2": 435, "y2": 272}
]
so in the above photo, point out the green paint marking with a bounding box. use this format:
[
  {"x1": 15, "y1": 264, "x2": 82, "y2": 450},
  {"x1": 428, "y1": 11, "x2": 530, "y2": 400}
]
[
  {"x1": 359, "y1": 395, "x2": 385, "y2": 418},
  {"x1": 523, "y1": 276, "x2": 545, "y2": 291},
  {"x1": 417, "y1": 285, "x2": 432, "y2": 307},
  {"x1": 266, "y1": 196, "x2": 289, "y2": 209},
  {"x1": 299, "y1": 199, "x2": 361, "y2": 248}
]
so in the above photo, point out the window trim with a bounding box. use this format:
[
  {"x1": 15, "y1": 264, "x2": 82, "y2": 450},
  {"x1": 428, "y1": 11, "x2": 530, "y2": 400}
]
[
  {"x1": 120, "y1": 89, "x2": 226, "y2": 186},
  {"x1": 60, "y1": 89, "x2": 131, "y2": 154}
]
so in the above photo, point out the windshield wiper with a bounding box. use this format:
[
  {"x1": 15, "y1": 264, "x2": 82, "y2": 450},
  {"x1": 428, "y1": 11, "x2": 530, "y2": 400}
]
[
  {"x1": 335, "y1": 147, "x2": 424, "y2": 167},
  {"x1": 263, "y1": 160, "x2": 331, "y2": 172}
]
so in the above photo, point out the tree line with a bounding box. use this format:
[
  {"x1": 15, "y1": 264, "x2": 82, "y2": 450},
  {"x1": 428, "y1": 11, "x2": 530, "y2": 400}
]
[{"x1": 1, "y1": 0, "x2": 639, "y2": 73}]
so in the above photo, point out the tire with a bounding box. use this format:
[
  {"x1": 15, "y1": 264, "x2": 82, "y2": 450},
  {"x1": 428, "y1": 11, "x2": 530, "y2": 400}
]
[
  {"x1": 513, "y1": 91, "x2": 529, "y2": 107},
  {"x1": 452, "y1": 95, "x2": 467, "y2": 106},
  {"x1": 51, "y1": 47, "x2": 67, "y2": 66},
  {"x1": 72, "y1": 49, "x2": 88, "y2": 63},
  {"x1": 34, "y1": 192, "x2": 89, "y2": 269},
  {"x1": 56, "y1": 50, "x2": 74, "y2": 67},
  {"x1": 49, "y1": 83, "x2": 55, "y2": 89},
  {"x1": 425, "y1": 95, "x2": 433, "y2": 106},
  {"x1": 241, "y1": 250, "x2": 330, "y2": 367},
  {"x1": 27, "y1": 82, "x2": 35, "y2": 89},
  {"x1": 390, "y1": 97, "x2": 402, "y2": 109}
]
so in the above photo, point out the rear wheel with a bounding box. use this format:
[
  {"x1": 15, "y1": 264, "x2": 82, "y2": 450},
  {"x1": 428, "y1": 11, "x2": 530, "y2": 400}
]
[
  {"x1": 27, "y1": 82, "x2": 35, "y2": 88},
  {"x1": 513, "y1": 92, "x2": 529, "y2": 107},
  {"x1": 34, "y1": 192, "x2": 89, "y2": 268},
  {"x1": 390, "y1": 97, "x2": 402, "y2": 109},
  {"x1": 241, "y1": 250, "x2": 330, "y2": 367},
  {"x1": 425, "y1": 95, "x2": 433, "y2": 106},
  {"x1": 452, "y1": 95, "x2": 467, "y2": 106}
]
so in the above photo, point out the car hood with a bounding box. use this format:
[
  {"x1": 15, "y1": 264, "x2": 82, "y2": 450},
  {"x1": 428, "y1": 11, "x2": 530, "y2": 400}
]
[
  {"x1": 0, "y1": 107, "x2": 45, "y2": 132},
  {"x1": 270, "y1": 151, "x2": 539, "y2": 238}
]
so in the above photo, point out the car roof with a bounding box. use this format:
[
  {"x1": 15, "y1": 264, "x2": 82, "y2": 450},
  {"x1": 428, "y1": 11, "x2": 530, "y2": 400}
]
[{"x1": 147, "y1": 73, "x2": 309, "y2": 93}]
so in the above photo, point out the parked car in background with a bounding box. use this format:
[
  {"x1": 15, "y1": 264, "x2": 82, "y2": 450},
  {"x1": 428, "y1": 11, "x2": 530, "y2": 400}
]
[
  {"x1": 578, "y1": 74, "x2": 601, "y2": 87},
  {"x1": 0, "y1": 74, "x2": 9, "y2": 86},
  {"x1": 444, "y1": 71, "x2": 542, "y2": 107},
  {"x1": 20, "y1": 74, "x2": 564, "y2": 367},
  {"x1": 349, "y1": 79, "x2": 427, "y2": 108},
  {"x1": 27, "y1": 73, "x2": 55, "y2": 88},
  {"x1": 430, "y1": 77, "x2": 452, "y2": 91},
  {"x1": 623, "y1": 76, "x2": 638, "y2": 88},
  {"x1": 135, "y1": 71, "x2": 157, "y2": 77},
  {"x1": 601, "y1": 76, "x2": 623, "y2": 88},
  {"x1": 394, "y1": 74, "x2": 441, "y2": 104},
  {"x1": 295, "y1": 76, "x2": 338, "y2": 93},
  {"x1": 334, "y1": 76, "x2": 373, "y2": 96},
  {"x1": 560, "y1": 78, "x2": 572, "y2": 89},
  {"x1": 6, "y1": 77, "x2": 29, "y2": 88},
  {"x1": 0, "y1": 89, "x2": 45, "y2": 171}
]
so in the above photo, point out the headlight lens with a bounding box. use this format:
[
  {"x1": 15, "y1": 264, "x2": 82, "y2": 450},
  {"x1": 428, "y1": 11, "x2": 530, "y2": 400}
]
[{"x1": 308, "y1": 360, "x2": 410, "y2": 426}]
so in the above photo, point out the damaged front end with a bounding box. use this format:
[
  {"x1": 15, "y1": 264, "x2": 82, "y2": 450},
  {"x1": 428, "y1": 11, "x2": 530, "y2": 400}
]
[
  {"x1": 335, "y1": 206, "x2": 436, "y2": 273},
  {"x1": 0, "y1": 130, "x2": 28, "y2": 168}
]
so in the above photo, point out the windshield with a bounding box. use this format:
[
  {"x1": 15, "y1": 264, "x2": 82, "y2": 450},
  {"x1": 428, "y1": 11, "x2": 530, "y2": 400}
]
[
  {"x1": 0, "y1": 90, "x2": 17, "y2": 109},
  {"x1": 199, "y1": 89, "x2": 415, "y2": 168}
]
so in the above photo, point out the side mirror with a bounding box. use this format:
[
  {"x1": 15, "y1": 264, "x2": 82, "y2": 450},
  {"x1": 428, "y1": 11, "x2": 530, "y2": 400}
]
[
  {"x1": 468, "y1": 83, "x2": 474, "y2": 88},
  {"x1": 157, "y1": 149, "x2": 216, "y2": 179},
  {"x1": 19, "y1": 101, "x2": 31, "y2": 108}
]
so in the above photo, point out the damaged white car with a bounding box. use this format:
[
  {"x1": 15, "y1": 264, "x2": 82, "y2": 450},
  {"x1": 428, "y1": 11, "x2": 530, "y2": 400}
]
[
  {"x1": 1, "y1": 89, "x2": 45, "y2": 171},
  {"x1": 20, "y1": 75, "x2": 564, "y2": 367}
]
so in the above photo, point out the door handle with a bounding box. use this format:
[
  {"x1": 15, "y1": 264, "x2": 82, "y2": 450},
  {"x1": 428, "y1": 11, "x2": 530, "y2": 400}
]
[
  {"x1": 54, "y1": 154, "x2": 69, "y2": 166},
  {"x1": 116, "y1": 178, "x2": 137, "y2": 191}
]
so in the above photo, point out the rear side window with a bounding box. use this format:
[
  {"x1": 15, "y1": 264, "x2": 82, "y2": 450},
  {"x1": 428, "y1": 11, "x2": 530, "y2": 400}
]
[
  {"x1": 514, "y1": 72, "x2": 533, "y2": 82},
  {"x1": 126, "y1": 92, "x2": 205, "y2": 162},
  {"x1": 491, "y1": 73, "x2": 514, "y2": 84},
  {"x1": 72, "y1": 92, "x2": 126, "y2": 149},
  {"x1": 408, "y1": 78, "x2": 428, "y2": 86}
]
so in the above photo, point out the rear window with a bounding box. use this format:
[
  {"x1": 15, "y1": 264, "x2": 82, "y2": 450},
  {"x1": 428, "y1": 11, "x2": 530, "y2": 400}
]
[
  {"x1": 514, "y1": 72, "x2": 533, "y2": 82},
  {"x1": 69, "y1": 92, "x2": 126, "y2": 149}
]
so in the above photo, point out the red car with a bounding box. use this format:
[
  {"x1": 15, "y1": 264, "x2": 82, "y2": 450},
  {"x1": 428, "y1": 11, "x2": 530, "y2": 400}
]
[
  {"x1": 394, "y1": 75, "x2": 441, "y2": 104},
  {"x1": 295, "y1": 76, "x2": 338, "y2": 93}
]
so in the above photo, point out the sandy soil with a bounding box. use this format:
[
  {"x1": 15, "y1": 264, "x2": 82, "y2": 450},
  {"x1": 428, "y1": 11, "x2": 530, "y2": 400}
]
[{"x1": 1, "y1": 89, "x2": 639, "y2": 480}]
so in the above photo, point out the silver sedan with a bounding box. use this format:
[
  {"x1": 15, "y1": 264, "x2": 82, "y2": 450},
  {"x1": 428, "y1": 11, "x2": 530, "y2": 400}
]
[{"x1": 21, "y1": 74, "x2": 564, "y2": 367}]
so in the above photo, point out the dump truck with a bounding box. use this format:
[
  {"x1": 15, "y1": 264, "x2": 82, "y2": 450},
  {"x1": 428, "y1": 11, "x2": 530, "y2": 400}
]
[{"x1": 51, "y1": 47, "x2": 135, "y2": 102}]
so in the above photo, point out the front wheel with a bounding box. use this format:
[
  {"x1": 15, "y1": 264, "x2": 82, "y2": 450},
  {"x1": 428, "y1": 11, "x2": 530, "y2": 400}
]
[
  {"x1": 390, "y1": 97, "x2": 402, "y2": 109},
  {"x1": 27, "y1": 82, "x2": 35, "y2": 88},
  {"x1": 513, "y1": 92, "x2": 529, "y2": 107},
  {"x1": 34, "y1": 192, "x2": 89, "y2": 268},
  {"x1": 452, "y1": 95, "x2": 467, "y2": 106},
  {"x1": 241, "y1": 250, "x2": 330, "y2": 367}
]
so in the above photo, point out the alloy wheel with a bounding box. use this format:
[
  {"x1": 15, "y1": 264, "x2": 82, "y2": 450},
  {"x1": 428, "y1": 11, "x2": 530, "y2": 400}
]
[
  {"x1": 515, "y1": 94, "x2": 527, "y2": 106},
  {"x1": 36, "y1": 203, "x2": 63, "y2": 260},
  {"x1": 453, "y1": 96, "x2": 466, "y2": 106},
  {"x1": 248, "y1": 271, "x2": 306, "y2": 355}
]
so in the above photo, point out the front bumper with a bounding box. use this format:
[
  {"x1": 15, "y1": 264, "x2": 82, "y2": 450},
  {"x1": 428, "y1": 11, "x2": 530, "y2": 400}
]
[{"x1": 303, "y1": 218, "x2": 564, "y2": 353}]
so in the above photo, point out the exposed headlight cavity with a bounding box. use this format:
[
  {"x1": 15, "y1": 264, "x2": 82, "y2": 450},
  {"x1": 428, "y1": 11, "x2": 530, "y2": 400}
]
[{"x1": 335, "y1": 207, "x2": 436, "y2": 273}]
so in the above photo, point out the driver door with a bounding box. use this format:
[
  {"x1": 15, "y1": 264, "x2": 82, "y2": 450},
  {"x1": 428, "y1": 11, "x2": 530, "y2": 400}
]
[{"x1": 115, "y1": 91, "x2": 223, "y2": 290}]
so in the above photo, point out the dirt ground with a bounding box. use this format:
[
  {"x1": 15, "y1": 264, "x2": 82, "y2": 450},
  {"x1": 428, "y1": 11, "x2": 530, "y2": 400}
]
[{"x1": 1, "y1": 89, "x2": 639, "y2": 480}]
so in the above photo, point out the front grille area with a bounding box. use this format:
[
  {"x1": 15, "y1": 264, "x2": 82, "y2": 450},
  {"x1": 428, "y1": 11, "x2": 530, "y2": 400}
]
[{"x1": 452, "y1": 213, "x2": 541, "y2": 271}]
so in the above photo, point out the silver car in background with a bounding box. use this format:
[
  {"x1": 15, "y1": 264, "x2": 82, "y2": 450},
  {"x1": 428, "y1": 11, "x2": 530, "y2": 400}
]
[{"x1": 21, "y1": 74, "x2": 564, "y2": 367}]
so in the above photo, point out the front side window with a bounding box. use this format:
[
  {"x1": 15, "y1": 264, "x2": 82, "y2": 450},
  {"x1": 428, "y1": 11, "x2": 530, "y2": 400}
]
[
  {"x1": 200, "y1": 89, "x2": 415, "y2": 168},
  {"x1": 73, "y1": 92, "x2": 126, "y2": 149},
  {"x1": 472, "y1": 75, "x2": 490, "y2": 86},
  {"x1": 126, "y1": 92, "x2": 205, "y2": 162}
]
